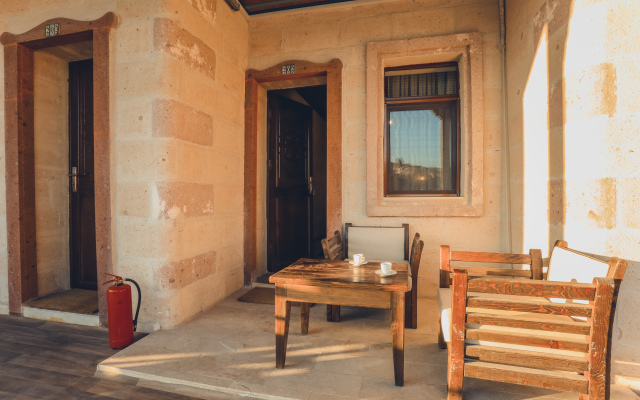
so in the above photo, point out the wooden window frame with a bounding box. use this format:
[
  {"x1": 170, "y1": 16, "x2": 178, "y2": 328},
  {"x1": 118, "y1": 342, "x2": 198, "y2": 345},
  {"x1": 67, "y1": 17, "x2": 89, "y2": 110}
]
[{"x1": 383, "y1": 63, "x2": 461, "y2": 197}]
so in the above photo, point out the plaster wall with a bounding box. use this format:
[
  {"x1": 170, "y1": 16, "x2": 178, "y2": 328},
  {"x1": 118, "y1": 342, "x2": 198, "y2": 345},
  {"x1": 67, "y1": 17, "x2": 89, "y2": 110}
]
[
  {"x1": 0, "y1": 0, "x2": 248, "y2": 330},
  {"x1": 505, "y1": 0, "x2": 640, "y2": 391},
  {"x1": 248, "y1": 0, "x2": 506, "y2": 298},
  {"x1": 33, "y1": 50, "x2": 70, "y2": 297}
]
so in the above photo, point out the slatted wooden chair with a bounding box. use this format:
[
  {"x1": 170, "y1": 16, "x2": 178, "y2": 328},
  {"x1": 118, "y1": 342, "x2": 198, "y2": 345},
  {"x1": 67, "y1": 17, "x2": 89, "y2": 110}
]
[
  {"x1": 441, "y1": 243, "x2": 628, "y2": 400},
  {"x1": 321, "y1": 230, "x2": 343, "y2": 261}
]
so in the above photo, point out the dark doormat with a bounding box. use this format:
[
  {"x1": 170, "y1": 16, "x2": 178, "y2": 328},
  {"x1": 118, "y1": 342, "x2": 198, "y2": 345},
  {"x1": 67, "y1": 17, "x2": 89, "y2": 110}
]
[
  {"x1": 238, "y1": 287, "x2": 312, "y2": 307},
  {"x1": 255, "y1": 273, "x2": 273, "y2": 284},
  {"x1": 27, "y1": 289, "x2": 98, "y2": 314}
]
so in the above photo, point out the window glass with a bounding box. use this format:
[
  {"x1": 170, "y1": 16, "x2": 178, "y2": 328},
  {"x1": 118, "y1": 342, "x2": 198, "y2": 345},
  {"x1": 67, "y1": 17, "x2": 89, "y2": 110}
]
[{"x1": 387, "y1": 103, "x2": 457, "y2": 194}]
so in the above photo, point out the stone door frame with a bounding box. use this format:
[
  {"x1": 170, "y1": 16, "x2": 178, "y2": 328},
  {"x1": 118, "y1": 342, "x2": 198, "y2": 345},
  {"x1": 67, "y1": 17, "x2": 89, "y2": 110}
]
[
  {"x1": 1, "y1": 13, "x2": 117, "y2": 326},
  {"x1": 244, "y1": 59, "x2": 343, "y2": 284}
]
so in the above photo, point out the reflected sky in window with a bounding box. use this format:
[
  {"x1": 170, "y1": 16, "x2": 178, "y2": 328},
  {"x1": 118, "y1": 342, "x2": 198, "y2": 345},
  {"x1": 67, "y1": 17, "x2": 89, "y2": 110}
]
[{"x1": 389, "y1": 110, "x2": 442, "y2": 168}]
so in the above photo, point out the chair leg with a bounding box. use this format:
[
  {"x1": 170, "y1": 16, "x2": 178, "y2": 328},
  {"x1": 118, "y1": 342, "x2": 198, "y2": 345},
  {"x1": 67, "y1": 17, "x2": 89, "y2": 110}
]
[
  {"x1": 326, "y1": 305, "x2": 341, "y2": 322},
  {"x1": 447, "y1": 347, "x2": 464, "y2": 399},
  {"x1": 411, "y1": 286, "x2": 418, "y2": 329},
  {"x1": 438, "y1": 317, "x2": 447, "y2": 349},
  {"x1": 404, "y1": 292, "x2": 412, "y2": 329}
]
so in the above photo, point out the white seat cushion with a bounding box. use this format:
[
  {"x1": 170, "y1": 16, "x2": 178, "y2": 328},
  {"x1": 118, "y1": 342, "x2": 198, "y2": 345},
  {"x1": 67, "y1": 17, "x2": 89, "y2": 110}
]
[
  {"x1": 438, "y1": 288, "x2": 453, "y2": 342},
  {"x1": 547, "y1": 246, "x2": 609, "y2": 305},
  {"x1": 547, "y1": 246, "x2": 609, "y2": 284},
  {"x1": 347, "y1": 226, "x2": 406, "y2": 261}
]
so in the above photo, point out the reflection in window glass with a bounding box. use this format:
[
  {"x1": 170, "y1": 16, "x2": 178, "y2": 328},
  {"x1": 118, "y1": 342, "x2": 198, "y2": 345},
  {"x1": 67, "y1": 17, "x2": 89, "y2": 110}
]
[{"x1": 387, "y1": 103, "x2": 456, "y2": 194}]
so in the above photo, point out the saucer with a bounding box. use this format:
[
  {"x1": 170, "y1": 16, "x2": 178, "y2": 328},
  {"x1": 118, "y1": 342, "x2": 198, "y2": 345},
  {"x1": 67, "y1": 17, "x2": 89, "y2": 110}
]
[
  {"x1": 349, "y1": 261, "x2": 368, "y2": 266},
  {"x1": 375, "y1": 270, "x2": 397, "y2": 277}
]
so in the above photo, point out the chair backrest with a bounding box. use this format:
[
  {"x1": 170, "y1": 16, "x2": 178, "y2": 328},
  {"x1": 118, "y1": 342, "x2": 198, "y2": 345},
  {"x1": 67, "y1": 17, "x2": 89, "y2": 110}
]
[
  {"x1": 440, "y1": 245, "x2": 543, "y2": 288},
  {"x1": 321, "y1": 230, "x2": 343, "y2": 261},
  {"x1": 344, "y1": 223, "x2": 409, "y2": 261},
  {"x1": 409, "y1": 233, "x2": 420, "y2": 265},
  {"x1": 409, "y1": 233, "x2": 423, "y2": 276}
]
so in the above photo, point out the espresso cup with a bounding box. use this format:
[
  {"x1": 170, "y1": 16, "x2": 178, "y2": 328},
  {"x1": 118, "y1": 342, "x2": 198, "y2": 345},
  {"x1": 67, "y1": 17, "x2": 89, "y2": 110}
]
[
  {"x1": 381, "y1": 262, "x2": 392, "y2": 275},
  {"x1": 353, "y1": 254, "x2": 366, "y2": 265}
]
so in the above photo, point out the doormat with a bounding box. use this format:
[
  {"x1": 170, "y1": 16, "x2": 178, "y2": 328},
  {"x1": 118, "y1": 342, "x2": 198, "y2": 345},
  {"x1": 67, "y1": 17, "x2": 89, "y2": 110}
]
[
  {"x1": 27, "y1": 289, "x2": 98, "y2": 315},
  {"x1": 237, "y1": 287, "x2": 312, "y2": 307}
]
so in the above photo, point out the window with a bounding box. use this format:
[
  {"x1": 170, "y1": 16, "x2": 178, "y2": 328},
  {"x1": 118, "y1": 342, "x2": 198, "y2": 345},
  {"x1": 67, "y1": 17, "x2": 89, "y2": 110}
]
[
  {"x1": 384, "y1": 63, "x2": 459, "y2": 196},
  {"x1": 366, "y1": 33, "x2": 483, "y2": 217}
]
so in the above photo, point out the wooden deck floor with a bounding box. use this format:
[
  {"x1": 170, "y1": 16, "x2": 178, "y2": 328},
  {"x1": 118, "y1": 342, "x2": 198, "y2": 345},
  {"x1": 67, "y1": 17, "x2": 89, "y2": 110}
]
[{"x1": 0, "y1": 314, "x2": 208, "y2": 399}]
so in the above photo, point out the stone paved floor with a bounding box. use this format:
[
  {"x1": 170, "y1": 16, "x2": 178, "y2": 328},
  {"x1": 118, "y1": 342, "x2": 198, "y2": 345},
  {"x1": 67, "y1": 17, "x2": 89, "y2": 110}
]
[{"x1": 98, "y1": 289, "x2": 639, "y2": 400}]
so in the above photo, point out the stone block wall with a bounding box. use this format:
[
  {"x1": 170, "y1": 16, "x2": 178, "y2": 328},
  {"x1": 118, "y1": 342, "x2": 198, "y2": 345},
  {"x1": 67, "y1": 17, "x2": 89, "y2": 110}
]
[
  {"x1": 248, "y1": 0, "x2": 506, "y2": 298},
  {"x1": 506, "y1": 0, "x2": 640, "y2": 390},
  {"x1": 116, "y1": 0, "x2": 247, "y2": 330},
  {"x1": 0, "y1": 0, "x2": 248, "y2": 330}
]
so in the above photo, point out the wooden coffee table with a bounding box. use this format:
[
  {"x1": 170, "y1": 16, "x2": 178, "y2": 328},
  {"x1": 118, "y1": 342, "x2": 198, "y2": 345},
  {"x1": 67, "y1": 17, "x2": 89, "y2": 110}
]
[{"x1": 269, "y1": 258, "x2": 411, "y2": 386}]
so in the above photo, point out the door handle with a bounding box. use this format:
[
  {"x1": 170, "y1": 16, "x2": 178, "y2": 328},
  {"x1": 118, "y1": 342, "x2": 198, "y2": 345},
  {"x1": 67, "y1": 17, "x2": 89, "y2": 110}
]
[
  {"x1": 69, "y1": 167, "x2": 78, "y2": 193},
  {"x1": 308, "y1": 176, "x2": 313, "y2": 196}
]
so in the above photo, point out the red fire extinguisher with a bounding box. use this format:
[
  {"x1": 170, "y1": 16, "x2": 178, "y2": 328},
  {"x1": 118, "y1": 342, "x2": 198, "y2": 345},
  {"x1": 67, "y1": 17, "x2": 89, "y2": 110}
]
[{"x1": 103, "y1": 273, "x2": 142, "y2": 349}]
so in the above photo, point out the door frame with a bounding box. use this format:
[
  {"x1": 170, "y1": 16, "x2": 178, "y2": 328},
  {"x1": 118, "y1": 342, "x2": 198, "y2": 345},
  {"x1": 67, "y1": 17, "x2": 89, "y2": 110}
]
[
  {"x1": 244, "y1": 59, "x2": 343, "y2": 284},
  {"x1": 1, "y1": 13, "x2": 116, "y2": 326}
]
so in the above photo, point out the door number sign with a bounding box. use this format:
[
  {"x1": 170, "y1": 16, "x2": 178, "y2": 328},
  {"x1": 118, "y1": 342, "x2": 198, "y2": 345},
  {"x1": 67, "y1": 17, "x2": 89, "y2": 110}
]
[
  {"x1": 45, "y1": 23, "x2": 59, "y2": 37},
  {"x1": 281, "y1": 64, "x2": 295, "y2": 75}
]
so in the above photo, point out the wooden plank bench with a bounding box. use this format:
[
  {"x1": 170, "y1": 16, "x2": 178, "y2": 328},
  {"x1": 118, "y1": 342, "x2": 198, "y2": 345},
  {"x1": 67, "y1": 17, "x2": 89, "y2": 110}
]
[{"x1": 438, "y1": 242, "x2": 628, "y2": 400}]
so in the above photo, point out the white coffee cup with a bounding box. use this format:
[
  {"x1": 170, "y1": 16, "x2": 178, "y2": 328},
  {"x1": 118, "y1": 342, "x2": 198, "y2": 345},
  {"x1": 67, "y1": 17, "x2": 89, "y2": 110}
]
[
  {"x1": 381, "y1": 262, "x2": 392, "y2": 275},
  {"x1": 353, "y1": 254, "x2": 366, "y2": 265}
]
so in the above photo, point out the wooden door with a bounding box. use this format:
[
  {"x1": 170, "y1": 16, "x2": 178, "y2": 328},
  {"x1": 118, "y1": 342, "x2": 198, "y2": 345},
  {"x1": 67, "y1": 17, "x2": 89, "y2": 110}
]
[
  {"x1": 267, "y1": 92, "x2": 313, "y2": 272},
  {"x1": 69, "y1": 59, "x2": 97, "y2": 290}
]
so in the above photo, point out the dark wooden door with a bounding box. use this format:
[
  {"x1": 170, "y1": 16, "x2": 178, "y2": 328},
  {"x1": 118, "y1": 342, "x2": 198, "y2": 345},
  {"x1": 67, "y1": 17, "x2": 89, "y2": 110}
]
[
  {"x1": 69, "y1": 59, "x2": 97, "y2": 290},
  {"x1": 267, "y1": 93, "x2": 313, "y2": 272}
]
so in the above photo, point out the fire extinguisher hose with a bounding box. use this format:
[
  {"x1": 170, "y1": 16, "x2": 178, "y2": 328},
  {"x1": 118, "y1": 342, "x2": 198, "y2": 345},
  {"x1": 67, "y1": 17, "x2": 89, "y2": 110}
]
[{"x1": 125, "y1": 278, "x2": 142, "y2": 332}]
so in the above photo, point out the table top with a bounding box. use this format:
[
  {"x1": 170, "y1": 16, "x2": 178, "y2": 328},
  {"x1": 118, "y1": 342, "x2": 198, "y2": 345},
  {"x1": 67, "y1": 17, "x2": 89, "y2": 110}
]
[{"x1": 269, "y1": 258, "x2": 410, "y2": 292}]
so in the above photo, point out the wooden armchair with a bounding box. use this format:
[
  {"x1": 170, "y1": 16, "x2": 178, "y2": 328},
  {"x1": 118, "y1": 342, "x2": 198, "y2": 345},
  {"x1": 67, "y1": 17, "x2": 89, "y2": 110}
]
[{"x1": 440, "y1": 243, "x2": 628, "y2": 400}]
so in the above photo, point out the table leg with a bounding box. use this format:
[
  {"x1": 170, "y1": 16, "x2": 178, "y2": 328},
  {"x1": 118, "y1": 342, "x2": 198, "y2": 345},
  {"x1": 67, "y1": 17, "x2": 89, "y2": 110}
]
[
  {"x1": 300, "y1": 303, "x2": 310, "y2": 335},
  {"x1": 391, "y1": 291, "x2": 405, "y2": 386},
  {"x1": 275, "y1": 285, "x2": 291, "y2": 369}
]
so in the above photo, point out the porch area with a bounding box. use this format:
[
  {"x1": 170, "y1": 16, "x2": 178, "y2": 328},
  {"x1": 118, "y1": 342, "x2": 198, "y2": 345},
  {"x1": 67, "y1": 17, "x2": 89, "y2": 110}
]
[{"x1": 97, "y1": 289, "x2": 638, "y2": 400}]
